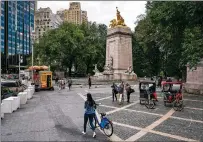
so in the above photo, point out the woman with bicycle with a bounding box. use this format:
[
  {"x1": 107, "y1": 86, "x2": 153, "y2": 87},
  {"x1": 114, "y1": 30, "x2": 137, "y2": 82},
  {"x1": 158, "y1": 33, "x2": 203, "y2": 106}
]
[{"x1": 82, "y1": 93, "x2": 97, "y2": 138}]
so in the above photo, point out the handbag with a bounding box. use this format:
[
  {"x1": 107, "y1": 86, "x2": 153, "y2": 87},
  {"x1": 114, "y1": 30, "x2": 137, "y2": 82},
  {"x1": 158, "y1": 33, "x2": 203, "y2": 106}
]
[
  {"x1": 130, "y1": 88, "x2": 135, "y2": 93},
  {"x1": 119, "y1": 94, "x2": 123, "y2": 103}
]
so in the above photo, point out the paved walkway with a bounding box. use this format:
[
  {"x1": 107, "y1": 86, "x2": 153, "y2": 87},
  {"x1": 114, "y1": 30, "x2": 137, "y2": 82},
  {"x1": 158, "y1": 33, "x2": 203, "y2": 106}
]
[
  {"x1": 1, "y1": 88, "x2": 109, "y2": 141},
  {"x1": 77, "y1": 85, "x2": 203, "y2": 141},
  {"x1": 2, "y1": 84, "x2": 203, "y2": 141}
]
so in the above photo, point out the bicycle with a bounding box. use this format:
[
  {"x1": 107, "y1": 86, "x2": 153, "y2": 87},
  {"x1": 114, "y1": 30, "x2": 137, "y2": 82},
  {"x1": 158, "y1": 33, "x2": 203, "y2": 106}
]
[{"x1": 88, "y1": 103, "x2": 114, "y2": 137}]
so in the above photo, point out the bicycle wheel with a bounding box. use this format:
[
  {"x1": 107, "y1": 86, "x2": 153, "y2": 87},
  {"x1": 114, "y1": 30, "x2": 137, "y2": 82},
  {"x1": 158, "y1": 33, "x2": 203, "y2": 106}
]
[
  {"x1": 145, "y1": 100, "x2": 155, "y2": 109},
  {"x1": 163, "y1": 96, "x2": 167, "y2": 106},
  {"x1": 173, "y1": 100, "x2": 184, "y2": 111},
  {"x1": 103, "y1": 120, "x2": 113, "y2": 137}
]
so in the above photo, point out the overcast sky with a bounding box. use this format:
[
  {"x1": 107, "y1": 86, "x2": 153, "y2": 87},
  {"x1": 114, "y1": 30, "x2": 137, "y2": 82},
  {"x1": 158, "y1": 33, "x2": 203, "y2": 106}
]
[{"x1": 37, "y1": 1, "x2": 147, "y2": 30}]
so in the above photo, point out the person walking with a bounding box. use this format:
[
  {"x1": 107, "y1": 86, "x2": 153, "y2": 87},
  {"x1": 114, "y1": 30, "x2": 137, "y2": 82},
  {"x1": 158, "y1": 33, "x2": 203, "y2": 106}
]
[
  {"x1": 68, "y1": 78, "x2": 72, "y2": 90},
  {"x1": 111, "y1": 83, "x2": 118, "y2": 102},
  {"x1": 88, "y1": 76, "x2": 92, "y2": 89},
  {"x1": 125, "y1": 83, "x2": 131, "y2": 103},
  {"x1": 118, "y1": 81, "x2": 124, "y2": 104},
  {"x1": 82, "y1": 93, "x2": 96, "y2": 138},
  {"x1": 55, "y1": 76, "x2": 59, "y2": 85}
]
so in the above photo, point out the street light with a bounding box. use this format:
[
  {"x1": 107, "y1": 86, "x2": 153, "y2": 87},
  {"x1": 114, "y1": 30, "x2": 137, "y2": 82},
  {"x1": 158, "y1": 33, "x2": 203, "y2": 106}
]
[
  {"x1": 31, "y1": 30, "x2": 35, "y2": 83},
  {"x1": 18, "y1": 32, "x2": 23, "y2": 79}
]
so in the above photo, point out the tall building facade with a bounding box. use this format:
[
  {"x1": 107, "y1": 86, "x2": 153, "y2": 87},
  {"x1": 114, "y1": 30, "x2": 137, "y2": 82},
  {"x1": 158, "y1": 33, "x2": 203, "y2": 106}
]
[
  {"x1": 34, "y1": 7, "x2": 62, "y2": 42},
  {"x1": 1, "y1": 1, "x2": 35, "y2": 73},
  {"x1": 56, "y1": 9, "x2": 65, "y2": 21},
  {"x1": 56, "y1": 2, "x2": 88, "y2": 24}
]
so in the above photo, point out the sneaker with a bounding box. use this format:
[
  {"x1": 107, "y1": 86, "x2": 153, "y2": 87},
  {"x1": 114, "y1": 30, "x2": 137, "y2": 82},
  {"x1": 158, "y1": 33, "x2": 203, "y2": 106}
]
[
  {"x1": 82, "y1": 131, "x2": 86, "y2": 135},
  {"x1": 93, "y1": 132, "x2": 96, "y2": 138}
]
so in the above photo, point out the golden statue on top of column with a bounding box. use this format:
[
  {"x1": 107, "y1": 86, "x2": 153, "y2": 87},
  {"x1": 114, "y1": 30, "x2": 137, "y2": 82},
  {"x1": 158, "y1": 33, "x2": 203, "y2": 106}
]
[{"x1": 109, "y1": 7, "x2": 126, "y2": 28}]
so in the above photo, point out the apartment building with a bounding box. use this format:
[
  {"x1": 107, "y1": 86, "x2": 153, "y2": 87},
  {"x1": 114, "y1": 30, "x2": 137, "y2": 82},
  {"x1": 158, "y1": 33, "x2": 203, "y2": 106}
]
[
  {"x1": 34, "y1": 7, "x2": 62, "y2": 42},
  {"x1": 81, "y1": 10, "x2": 88, "y2": 24},
  {"x1": 56, "y1": 9, "x2": 65, "y2": 21},
  {"x1": 56, "y1": 2, "x2": 88, "y2": 24}
]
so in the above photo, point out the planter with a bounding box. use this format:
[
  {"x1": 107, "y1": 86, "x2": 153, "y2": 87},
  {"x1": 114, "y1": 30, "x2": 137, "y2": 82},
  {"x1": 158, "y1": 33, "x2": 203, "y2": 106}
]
[
  {"x1": 18, "y1": 92, "x2": 27, "y2": 105},
  {"x1": 10, "y1": 96, "x2": 21, "y2": 110},
  {"x1": 24, "y1": 89, "x2": 32, "y2": 99},
  {"x1": 2, "y1": 98, "x2": 15, "y2": 113}
]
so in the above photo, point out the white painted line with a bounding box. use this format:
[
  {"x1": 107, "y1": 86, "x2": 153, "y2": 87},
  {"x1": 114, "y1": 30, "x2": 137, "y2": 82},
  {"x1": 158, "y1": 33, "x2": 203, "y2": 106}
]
[
  {"x1": 95, "y1": 96, "x2": 112, "y2": 102},
  {"x1": 149, "y1": 130, "x2": 197, "y2": 142},
  {"x1": 157, "y1": 97, "x2": 203, "y2": 103},
  {"x1": 149, "y1": 129, "x2": 197, "y2": 142},
  {"x1": 126, "y1": 109, "x2": 175, "y2": 141},
  {"x1": 77, "y1": 93, "x2": 123, "y2": 141},
  {"x1": 113, "y1": 121, "x2": 197, "y2": 142},
  {"x1": 108, "y1": 133, "x2": 123, "y2": 141},
  {"x1": 99, "y1": 104, "x2": 163, "y2": 116},
  {"x1": 113, "y1": 121, "x2": 142, "y2": 130},
  {"x1": 146, "y1": 109, "x2": 175, "y2": 129},
  {"x1": 171, "y1": 116, "x2": 203, "y2": 124},
  {"x1": 184, "y1": 98, "x2": 203, "y2": 103},
  {"x1": 125, "y1": 108, "x2": 163, "y2": 117},
  {"x1": 106, "y1": 101, "x2": 139, "y2": 115},
  {"x1": 100, "y1": 104, "x2": 118, "y2": 109},
  {"x1": 184, "y1": 107, "x2": 203, "y2": 111},
  {"x1": 99, "y1": 104, "x2": 203, "y2": 124}
]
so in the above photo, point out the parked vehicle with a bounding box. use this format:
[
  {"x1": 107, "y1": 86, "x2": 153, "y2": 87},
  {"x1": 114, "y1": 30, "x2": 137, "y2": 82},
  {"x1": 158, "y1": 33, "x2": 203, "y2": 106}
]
[
  {"x1": 139, "y1": 80, "x2": 158, "y2": 109},
  {"x1": 162, "y1": 82, "x2": 184, "y2": 111},
  {"x1": 33, "y1": 71, "x2": 54, "y2": 92},
  {"x1": 1, "y1": 80, "x2": 27, "y2": 93}
]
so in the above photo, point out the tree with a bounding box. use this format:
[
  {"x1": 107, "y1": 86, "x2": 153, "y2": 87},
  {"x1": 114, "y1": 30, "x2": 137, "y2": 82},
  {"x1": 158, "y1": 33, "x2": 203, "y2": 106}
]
[
  {"x1": 133, "y1": 1, "x2": 203, "y2": 78},
  {"x1": 33, "y1": 21, "x2": 107, "y2": 76}
]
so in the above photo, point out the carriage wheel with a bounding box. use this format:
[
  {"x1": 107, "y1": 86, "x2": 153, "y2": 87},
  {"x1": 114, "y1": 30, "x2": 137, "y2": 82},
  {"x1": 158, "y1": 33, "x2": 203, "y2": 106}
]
[
  {"x1": 145, "y1": 100, "x2": 155, "y2": 109},
  {"x1": 173, "y1": 100, "x2": 184, "y2": 111},
  {"x1": 163, "y1": 96, "x2": 167, "y2": 106}
]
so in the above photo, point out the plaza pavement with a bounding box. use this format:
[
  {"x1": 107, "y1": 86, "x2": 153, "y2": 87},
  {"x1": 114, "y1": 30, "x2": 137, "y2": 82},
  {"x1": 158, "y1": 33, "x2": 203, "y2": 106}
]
[{"x1": 1, "y1": 84, "x2": 203, "y2": 141}]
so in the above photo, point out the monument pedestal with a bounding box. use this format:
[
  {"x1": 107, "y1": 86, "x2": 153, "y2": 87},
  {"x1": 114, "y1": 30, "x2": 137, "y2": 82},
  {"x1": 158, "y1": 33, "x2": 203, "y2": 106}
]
[
  {"x1": 184, "y1": 59, "x2": 203, "y2": 95},
  {"x1": 93, "y1": 26, "x2": 137, "y2": 81}
]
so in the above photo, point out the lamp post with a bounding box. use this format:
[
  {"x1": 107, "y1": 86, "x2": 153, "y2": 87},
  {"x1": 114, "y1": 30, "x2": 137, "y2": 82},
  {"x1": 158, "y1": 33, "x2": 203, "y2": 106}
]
[
  {"x1": 31, "y1": 30, "x2": 35, "y2": 83},
  {"x1": 15, "y1": 1, "x2": 18, "y2": 74},
  {"x1": 19, "y1": 32, "x2": 23, "y2": 79}
]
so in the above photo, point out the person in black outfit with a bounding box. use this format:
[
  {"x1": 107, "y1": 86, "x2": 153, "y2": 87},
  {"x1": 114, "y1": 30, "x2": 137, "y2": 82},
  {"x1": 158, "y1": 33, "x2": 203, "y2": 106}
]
[
  {"x1": 111, "y1": 83, "x2": 118, "y2": 102},
  {"x1": 125, "y1": 83, "x2": 131, "y2": 103},
  {"x1": 55, "y1": 76, "x2": 59, "y2": 85},
  {"x1": 88, "y1": 76, "x2": 91, "y2": 89},
  {"x1": 82, "y1": 93, "x2": 96, "y2": 138}
]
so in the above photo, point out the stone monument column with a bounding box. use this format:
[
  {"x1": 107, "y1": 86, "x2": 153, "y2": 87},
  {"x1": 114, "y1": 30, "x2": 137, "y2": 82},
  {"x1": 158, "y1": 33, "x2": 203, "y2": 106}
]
[
  {"x1": 105, "y1": 27, "x2": 133, "y2": 74},
  {"x1": 100, "y1": 7, "x2": 137, "y2": 81}
]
